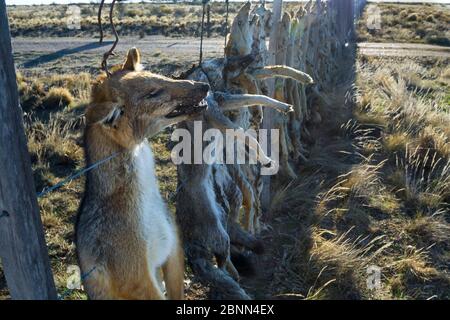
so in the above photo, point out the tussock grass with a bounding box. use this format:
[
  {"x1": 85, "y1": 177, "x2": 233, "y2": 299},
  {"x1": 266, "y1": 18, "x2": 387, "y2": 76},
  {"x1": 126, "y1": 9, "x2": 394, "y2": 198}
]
[
  {"x1": 7, "y1": 2, "x2": 304, "y2": 39},
  {"x1": 405, "y1": 212, "x2": 450, "y2": 246},
  {"x1": 42, "y1": 87, "x2": 74, "y2": 110},
  {"x1": 6, "y1": 2, "x2": 242, "y2": 38},
  {"x1": 2, "y1": 14, "x2": 449, "y2": 300},
  {"x1": 352, "y1": 56, "x2": 450, "y2": 298},
  {"x1": 250, "y1": 54, "x2": 449, "y2": 300},
  {"x1": 357, "y1": 3, "x2": 450, "y2": 46},
  {"x1": 18, "y1": 72, "x2": 91, "y2": 114}
]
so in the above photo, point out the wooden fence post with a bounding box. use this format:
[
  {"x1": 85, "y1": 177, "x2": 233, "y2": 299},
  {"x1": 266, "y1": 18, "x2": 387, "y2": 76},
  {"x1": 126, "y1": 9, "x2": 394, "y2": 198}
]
[
  {"x1": 261, "y1": 0, "x2": 283, "y2": 213},
  {"x1": 355, "y1": 0, "x2": 367, "y2": 20},
  {"x1": 330, "y1": 0, "x2": 355, "y2": 44},
  {"x1": 0, "y1": 0, "x2": 57, "y2": 300}
]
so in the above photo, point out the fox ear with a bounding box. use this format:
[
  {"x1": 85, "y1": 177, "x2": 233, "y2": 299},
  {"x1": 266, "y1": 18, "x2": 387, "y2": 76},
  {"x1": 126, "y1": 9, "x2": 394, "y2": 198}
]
[
  {"x1": 100, "y1": 106, "x2": 123, "y2": 128},
  {"x1": 123, "y1": 47, "x2": 142, "y2": 71},
  {"x1": 86, "y1": 102, "x2": 123, "y2": 127}
]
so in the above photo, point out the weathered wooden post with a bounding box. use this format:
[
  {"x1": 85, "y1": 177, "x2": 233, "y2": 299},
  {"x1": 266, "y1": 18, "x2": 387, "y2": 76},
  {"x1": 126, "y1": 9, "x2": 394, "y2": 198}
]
[
  {"x1": 330, "y1": 0, "x2": 356, "y2": 50},
  {"x1": 355, "y1": 0, "x2": 367, "y2": 20},
  {"x1": 261, "y1": 0, "x2": 283, "y2": 213},
  {"x1": 0, "y1": 0, "x2": 57, "y2": 300}
]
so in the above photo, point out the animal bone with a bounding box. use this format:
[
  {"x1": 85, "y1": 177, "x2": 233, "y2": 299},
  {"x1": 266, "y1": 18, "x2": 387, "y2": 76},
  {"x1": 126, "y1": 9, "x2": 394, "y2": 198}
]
[
  {"x1": 171, "y1": 0, "x2": 350, "y2": 301},
  {"x1": 251, "y1": 65, "x2": 314, "y2": 84},
  {"x1": 175, "y1": 2, "x2": 313, "y2": 300},
  {"x1": 214, "y1": 92, "x2": 293, "y2": 113}
]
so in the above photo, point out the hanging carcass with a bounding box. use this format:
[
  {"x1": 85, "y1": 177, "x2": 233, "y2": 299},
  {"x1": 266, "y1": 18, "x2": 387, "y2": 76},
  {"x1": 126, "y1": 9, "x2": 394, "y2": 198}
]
[{"x1": 175, "y1": 2, "x2": 313, "y2": 299}]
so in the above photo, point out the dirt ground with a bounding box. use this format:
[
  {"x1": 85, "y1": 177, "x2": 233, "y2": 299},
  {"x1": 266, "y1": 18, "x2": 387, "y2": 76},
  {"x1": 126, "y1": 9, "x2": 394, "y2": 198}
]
[
  {"x1": 12, "y1": 36, "x2": 224, "y2": 57},
  {"x1": 358, "y1": 42, "x2": 450, "y2": 57},
  {"x1": 12, "y1": 37, "x2": 450, "y2": 68}
]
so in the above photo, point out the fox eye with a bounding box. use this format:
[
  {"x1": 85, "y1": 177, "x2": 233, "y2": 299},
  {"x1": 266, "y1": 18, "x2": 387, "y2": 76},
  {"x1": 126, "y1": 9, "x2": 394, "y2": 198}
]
[{"x1": 144, "y1": 89, "x2": 163, "y2": 99}]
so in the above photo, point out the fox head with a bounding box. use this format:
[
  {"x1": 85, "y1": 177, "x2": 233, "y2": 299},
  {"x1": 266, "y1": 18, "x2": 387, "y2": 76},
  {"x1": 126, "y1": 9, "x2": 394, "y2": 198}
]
[
  {"x1": 225, "y1": 2, "x2": 256, "y2": 57},
  {"x1": 86, "y1": 48, "x2": 209, "y2": 149}
]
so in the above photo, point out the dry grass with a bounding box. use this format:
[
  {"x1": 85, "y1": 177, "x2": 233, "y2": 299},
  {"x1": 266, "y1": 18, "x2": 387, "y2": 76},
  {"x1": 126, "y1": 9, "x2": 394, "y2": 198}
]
[
  {"x1": 42, "y1": 87, "x2": 74, "y2": 110},
  {"x1": 246, "y1": 54, "x2": 449, "y2": 300},
  {"x1": 6, "y1": 2, "x2": 307, "y2": 39},
  {"x1": 6, "y1": 2, "x2": 241, "y2": 38},
  {"x1": 1, "y1": 3, "x2": 449, "y2": 300},
  {"x1": 352, "y1": 56, "x2": 450, "y2": 298},
  {"x1": 17, "y1": 72, "x2": 91, "y2": 114},
  {"x1": 0, "y1": 59, "x2": 187, "y2": 299},
  {"x1": 357, "y1": 3, "x2": 450, "y2": 46}
]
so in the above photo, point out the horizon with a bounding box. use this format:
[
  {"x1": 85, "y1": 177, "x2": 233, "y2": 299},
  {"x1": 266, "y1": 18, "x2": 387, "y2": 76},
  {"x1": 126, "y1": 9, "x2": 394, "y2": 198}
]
[{"x1": 5, "y1": 0, "x2": 450, "y2": 5}]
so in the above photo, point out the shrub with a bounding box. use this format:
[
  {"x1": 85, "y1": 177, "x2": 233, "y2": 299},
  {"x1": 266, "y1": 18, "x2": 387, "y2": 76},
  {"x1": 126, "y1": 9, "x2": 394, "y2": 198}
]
[
  {"x1": 407, "y1": 13, "x2": 418, "y2": 22},
  {"x1": 80, "y1": 6, "x2": 95, "y2": 16},
  {"x1": 425, "y1": 15, "x2": 434, "y2": 22},
  {"x1": 17, "y1": 75, "x2": 46, "y2": 113},
  {"x1": 415, "y1": 28, "x2": 426, "y2": 38},
  {"x1": 159, "y1": 5, "x2": 172, "y2": 15},
  {"x1": 399, "y1": 9, "x2": 409, "y2": 18},
  {"x1": 173, "y1": 7, "x2": 187, "y2": 17},
  {"x1": 42, "y1": 87, "x2": 74, "y2": 110},
  {"x1": 425, "y1": 36, "x2": 450, "y2": 47},
  {"x1": 125, "y1": 9, "x2": 140, "y2": 18}
]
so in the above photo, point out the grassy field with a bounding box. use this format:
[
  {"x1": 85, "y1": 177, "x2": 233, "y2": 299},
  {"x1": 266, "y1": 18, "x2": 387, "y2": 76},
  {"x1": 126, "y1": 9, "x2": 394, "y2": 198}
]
[
  {"x1": 4, "y1": 55, "x2": 448, "y2": 300},
  {"x1": 6, "y1": 2, "x2": 241, "y2": 38},
  {"x1": 350, "y1": 55, "x2": 450, "y2": 298},
  {"x1": 357, "y1": 3, "x2": 450, "y2": 46},
  {"x1": 237, "y1": 52, "x2": 449, "y2": 300},
  {"x1": 1, "y1": 2, "x2": 449, "y2": 300},
  {"x1": 6, "y1": 1, "x2": 309, "y2": 38}
]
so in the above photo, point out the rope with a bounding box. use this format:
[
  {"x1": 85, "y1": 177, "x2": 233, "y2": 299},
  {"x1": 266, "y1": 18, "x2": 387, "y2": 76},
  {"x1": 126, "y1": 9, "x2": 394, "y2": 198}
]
[
  {"x1": 37, "y1": 152, "x2": 120, "y2": 198},
  {"x1": 37, "y1": 152, "x2": 118, "y2": 298}
]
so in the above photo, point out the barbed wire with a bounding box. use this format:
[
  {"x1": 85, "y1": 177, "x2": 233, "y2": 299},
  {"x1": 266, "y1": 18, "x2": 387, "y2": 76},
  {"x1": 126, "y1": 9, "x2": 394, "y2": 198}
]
[
  {"x1": 58, "y1": 267, "x2": 97, "y2": 300},
  {"x1": 37, "y1": 152, "x2": 120, "y2": 198}
]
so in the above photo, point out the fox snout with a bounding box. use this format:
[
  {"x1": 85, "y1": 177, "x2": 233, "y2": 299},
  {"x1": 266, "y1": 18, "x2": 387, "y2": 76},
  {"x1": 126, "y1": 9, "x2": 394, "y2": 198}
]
[
  {"x1": 190, "y1": 82, "x2": 210, "y2": 102},
  {"x1": 170, "y1": 80, "x2": 210, "y2": 101},
  {"x1": 163, "y1": 80, "x2": 209, "y2": 121},
  {"x1": 196, "y1": 82, "x2": 210, "y2": 94}
]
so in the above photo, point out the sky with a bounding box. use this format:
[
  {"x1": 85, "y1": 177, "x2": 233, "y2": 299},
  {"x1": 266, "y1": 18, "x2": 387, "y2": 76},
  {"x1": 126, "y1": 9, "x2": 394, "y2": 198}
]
[{"x1": 5, "y1": 0, "x2": 450, "y2": 5}]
